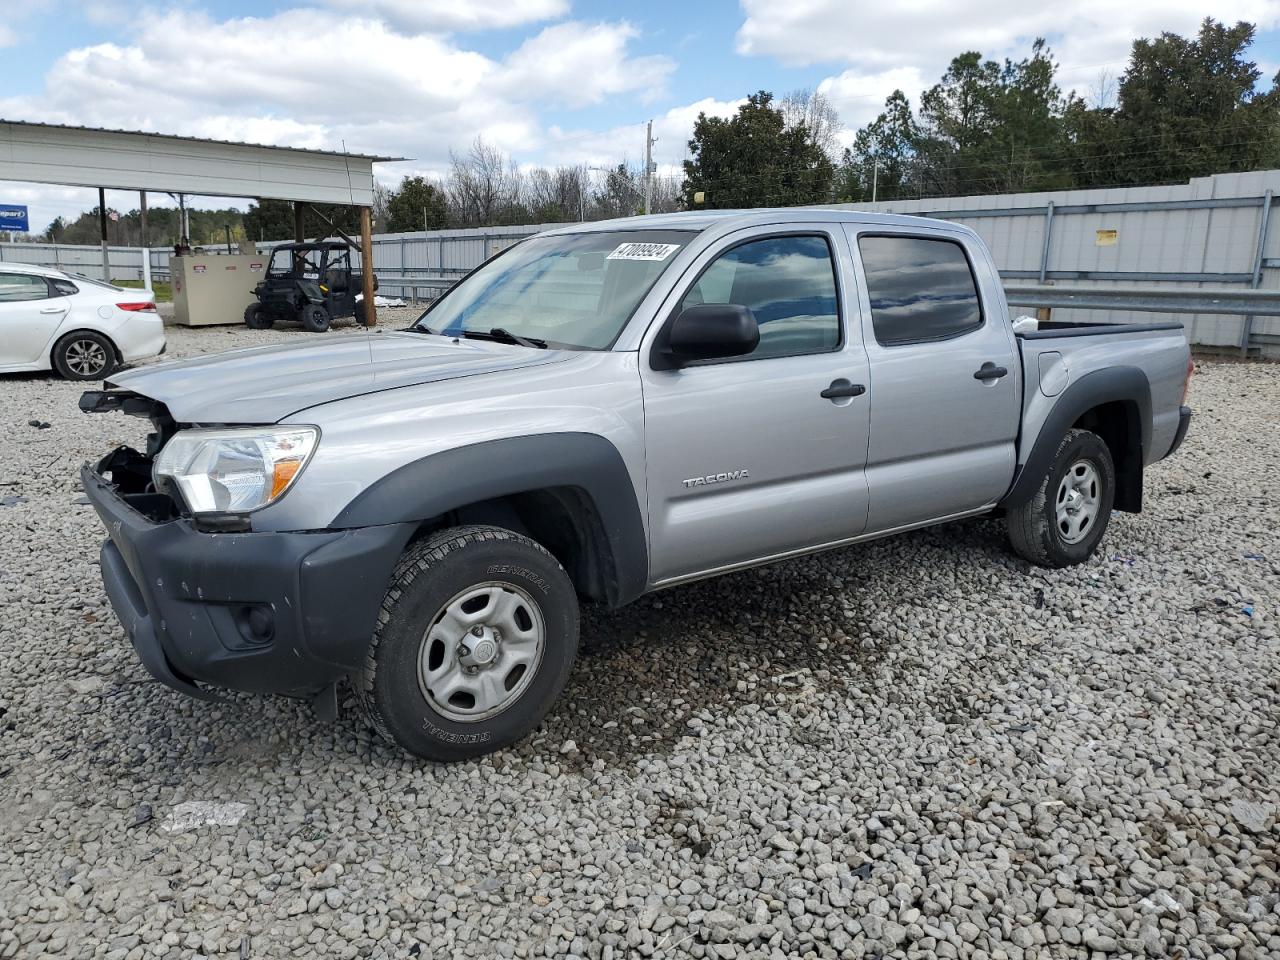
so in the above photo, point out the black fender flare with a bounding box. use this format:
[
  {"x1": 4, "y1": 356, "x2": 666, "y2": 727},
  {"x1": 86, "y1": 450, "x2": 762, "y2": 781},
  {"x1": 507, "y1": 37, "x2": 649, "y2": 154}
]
[
  {"x1": 1000, "y1": 366, "x2": 1151, "y2": 510},
  {"x1": 331, "y1": 433, "x2": 649, "y2": 606}
]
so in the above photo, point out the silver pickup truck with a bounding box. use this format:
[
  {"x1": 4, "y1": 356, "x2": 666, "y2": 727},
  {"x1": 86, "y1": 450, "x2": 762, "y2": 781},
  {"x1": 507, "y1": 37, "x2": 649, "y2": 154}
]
[{"x1": 80, "y1": 209, "x2": 1193, "y2": 760}]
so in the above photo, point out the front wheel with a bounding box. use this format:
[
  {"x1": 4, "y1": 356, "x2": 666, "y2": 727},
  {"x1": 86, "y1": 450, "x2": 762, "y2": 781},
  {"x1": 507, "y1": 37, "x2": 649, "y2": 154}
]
[
  {"x1": 301, "y1": 304, "x2": 330, "y2": 332},
  {"x1": 1007, "y1": 428, "x2": 1115, "y2": 567},
  {"x1": 356, "y1": 525, "x2": 579, "y2": 761},
  {"x1": 244, "y1": 303, "x2": 272, "y2": 329}
]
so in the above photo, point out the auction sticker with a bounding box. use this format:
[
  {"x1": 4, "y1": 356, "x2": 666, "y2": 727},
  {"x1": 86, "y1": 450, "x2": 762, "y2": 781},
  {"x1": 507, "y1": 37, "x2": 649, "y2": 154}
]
[{"x1": 607, "y1": 242, "x2": 680, "y2": 262}]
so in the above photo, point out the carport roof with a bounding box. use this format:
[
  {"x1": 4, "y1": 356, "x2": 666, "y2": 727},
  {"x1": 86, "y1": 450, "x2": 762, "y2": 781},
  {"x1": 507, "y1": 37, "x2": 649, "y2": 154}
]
[{"x1": 0, "y1": 118, "x2": 405, "y2": 206}]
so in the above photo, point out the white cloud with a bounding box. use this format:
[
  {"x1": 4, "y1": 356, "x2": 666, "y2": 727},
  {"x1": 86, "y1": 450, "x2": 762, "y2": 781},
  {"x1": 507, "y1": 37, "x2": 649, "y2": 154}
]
[
  {"x1": 738, "y1": 0, "x2": 1280, "y2": 115},
  {"x1": 0, "y1": 6, "x2": 680, "y2": 231},
  {"x1": 542, "y1": 97, "x2": 744, "y2": 170},
  {"x1": 0, "y1": 9, "x2": 665, "y2": 166},
  {"x1": 0, "y1": 26, "x2": 16, "y2": 48},
  {"x1": 499, "y1": 22, "x2": 675, "y2": 107},
  {"x1": 324, "y1": 0, "x2": 569, "y2": 33},
  {"x1": 818, "y1": 67, "x2": 927, "y2": 131}
]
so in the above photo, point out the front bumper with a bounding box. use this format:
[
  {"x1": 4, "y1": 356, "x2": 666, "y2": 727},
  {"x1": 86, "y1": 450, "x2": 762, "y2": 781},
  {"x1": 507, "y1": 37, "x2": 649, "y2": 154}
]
[{"x1": 81, "y1": 460, "x2": 412, "y2": 699}]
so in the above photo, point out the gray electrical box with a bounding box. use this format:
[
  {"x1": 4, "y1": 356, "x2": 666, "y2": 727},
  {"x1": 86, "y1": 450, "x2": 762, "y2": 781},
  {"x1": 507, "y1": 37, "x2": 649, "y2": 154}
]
[{"x1": 171, "y1": 254, "x2": 265, "y2": 326}]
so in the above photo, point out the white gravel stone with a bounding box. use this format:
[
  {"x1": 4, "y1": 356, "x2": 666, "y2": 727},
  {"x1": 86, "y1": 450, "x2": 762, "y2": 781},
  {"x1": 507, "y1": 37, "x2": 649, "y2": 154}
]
[{"x1": 0, "y1": 333, "x2": 1278, "y2": 959}]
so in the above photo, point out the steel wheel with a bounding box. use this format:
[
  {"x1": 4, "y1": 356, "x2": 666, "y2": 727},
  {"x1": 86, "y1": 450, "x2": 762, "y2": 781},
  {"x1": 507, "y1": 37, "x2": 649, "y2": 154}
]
[
  {"x1": 417, "y1": 581, "x2": 546, "y2": 722},
  {"x1": 65, "y1": 338, "x2": 109, "y2": 377},
  {"x1": 1055, "y1": 459, "x2": 1101, "y2": 544}
]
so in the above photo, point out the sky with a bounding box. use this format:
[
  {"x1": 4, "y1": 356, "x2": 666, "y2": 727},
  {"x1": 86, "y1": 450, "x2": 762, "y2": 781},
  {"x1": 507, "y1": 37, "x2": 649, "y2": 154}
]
[{"x1": 3, "y1": 0, "x2": 1280, "y2": 233}]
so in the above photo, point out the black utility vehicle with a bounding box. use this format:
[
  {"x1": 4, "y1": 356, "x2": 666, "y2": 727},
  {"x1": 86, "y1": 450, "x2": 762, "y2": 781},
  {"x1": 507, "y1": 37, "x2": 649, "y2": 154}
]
[{"x1": 244, "y1": 241, "x2": 374, "y2": 332}]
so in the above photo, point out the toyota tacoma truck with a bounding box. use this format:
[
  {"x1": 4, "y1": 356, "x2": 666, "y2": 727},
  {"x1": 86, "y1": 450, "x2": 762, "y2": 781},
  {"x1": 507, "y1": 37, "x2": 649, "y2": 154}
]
[{"x1": 79, "y1": 210, "x2": 1194, "y2": 761}]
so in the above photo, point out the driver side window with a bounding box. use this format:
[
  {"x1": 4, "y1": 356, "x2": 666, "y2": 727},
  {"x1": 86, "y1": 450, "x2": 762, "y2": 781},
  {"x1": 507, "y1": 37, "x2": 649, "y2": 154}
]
[
  {"x1": 680, "y1": 235, "x2": 840, "y2": 360},
  {"x1": 0, "y1": 272, "x2": 52, "y2": 302}
]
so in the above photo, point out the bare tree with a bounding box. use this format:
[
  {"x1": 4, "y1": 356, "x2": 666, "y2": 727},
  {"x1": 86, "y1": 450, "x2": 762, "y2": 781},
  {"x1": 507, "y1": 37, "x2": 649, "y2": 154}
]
[
  {"x1": 371, "y1": 180, "x2": 393, "y2": 233},
  {"x1": 524, "y1": 164, "x2": 591, "y2": 221},
  {"x1": 1089, "y1": 70, "x2": 1118, "y2": 110},
  {"x1": 447, "y1": 137, "x2": 522, "y2": 226},
  {"x1": 781, "y1": 87, "x2": 844, "y2": 159}
]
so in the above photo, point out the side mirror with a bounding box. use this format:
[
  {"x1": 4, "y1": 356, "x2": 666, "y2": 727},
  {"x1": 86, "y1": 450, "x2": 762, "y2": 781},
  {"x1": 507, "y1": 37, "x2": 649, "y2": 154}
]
[{"x1": 663, "y1": 303, "x2": 759, "y2": 366}]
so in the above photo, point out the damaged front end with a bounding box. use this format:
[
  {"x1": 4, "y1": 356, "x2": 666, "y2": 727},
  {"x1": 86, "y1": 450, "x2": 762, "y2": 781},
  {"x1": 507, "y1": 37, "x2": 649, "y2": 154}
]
[
  {"x1": 77, "y1": 387, "x2": 412, "y2": 710},
  {"x1": 80, "y1": 388, "x2": 182, "y2": 522}
]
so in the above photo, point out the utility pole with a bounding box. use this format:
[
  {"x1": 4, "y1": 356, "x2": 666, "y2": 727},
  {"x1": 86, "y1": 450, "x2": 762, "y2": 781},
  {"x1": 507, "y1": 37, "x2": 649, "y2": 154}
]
[
  {"x1": 871, "y1": 139, "x2": 879, "y2": 204},
  {"x1": 643, "y1": 119, "x2": 655, "y2": 215},
  {"x1": 98, "y1": 188, "x2": 109, "y2": 282},
  {"x1": 139, "y1": 191, "x2": 152, "y2": 292}
]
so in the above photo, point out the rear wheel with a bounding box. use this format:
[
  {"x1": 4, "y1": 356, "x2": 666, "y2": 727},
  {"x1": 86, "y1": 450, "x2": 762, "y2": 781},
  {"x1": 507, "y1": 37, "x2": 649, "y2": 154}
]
[
  {"x1": 1008, "y1": 428, "x2": 1115, "y2": 567},
  {"x1": 243, "y1": 303, "x2": 272, "y2": 329},
  {"x1": 301, "y1": 304, "x2": 330, "y2": 333},
  {"x1": 52, "y1": 331, "x2": 116, "y2": 381},
  {"x1": 356, "y1": 525, "x2": 579, "y2": 761}
]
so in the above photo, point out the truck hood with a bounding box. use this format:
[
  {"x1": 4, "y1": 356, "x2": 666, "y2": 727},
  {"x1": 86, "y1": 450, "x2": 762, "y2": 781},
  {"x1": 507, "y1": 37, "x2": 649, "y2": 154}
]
[{"x1": 105, "y1": 331, "x2": 570, "y2": 423}]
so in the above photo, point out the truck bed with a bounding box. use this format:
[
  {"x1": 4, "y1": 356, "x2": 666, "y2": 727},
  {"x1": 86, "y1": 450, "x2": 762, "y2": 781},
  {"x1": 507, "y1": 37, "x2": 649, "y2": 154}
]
[
  {"x1": 1014, "y1": 320, "x2": 1191, "y2": 470},
  {"x1": 1016, "y1": 319, "x2": 1185, "y2": 340}
]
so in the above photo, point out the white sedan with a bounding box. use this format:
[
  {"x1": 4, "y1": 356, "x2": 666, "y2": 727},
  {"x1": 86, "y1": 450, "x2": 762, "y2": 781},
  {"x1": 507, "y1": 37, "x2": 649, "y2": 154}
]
[{"x1": 0, "y1": 261, "x2": 166, "y2": 381}]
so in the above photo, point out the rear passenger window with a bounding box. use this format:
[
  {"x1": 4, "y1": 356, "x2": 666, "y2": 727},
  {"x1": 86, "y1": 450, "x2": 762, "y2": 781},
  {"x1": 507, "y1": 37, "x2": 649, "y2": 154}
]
[
  {"x1": 680, "y1": 235, "x2": 840, "y2": 360},
  {"x1": 0, "y1": 272, "x2": 52, "y2": 302},
  {"x1": 858, "y1": 236, "x2": 982, "y2": 346}
]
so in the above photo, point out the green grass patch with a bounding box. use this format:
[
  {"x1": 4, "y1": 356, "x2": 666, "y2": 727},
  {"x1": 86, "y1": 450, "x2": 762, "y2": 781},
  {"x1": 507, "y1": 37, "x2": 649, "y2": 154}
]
[{"x1": 114, "y1": 278, "x2": 173, "y2": 302}]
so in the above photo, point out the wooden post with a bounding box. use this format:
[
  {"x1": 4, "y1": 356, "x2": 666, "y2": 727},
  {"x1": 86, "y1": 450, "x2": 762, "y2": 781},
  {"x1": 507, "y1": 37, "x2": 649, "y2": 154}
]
[
  {"x1": 293, "y1": 203, "x2": 306, "y2": 243},
  {"x1": 360, "y1": 206, "x2": 376, "y2": 327}
]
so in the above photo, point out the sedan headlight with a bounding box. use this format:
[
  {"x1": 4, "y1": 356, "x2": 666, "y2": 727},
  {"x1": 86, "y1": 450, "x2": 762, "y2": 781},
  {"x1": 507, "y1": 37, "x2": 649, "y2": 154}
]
[{"x1": 153, "y1": 426, "x2": 318, "y2": 514}]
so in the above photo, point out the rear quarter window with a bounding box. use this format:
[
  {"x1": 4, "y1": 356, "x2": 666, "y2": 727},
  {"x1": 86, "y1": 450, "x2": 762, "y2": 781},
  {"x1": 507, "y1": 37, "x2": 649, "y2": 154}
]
[{"x1": 858, "y1": 235, "x2": 983, "y2": 346}]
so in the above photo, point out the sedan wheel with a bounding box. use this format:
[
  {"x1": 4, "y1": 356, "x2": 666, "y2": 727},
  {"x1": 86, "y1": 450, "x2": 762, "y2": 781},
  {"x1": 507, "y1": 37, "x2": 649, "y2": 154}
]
[{"x1": 52, "y1": 331, "x2": 117, "y2": 381}]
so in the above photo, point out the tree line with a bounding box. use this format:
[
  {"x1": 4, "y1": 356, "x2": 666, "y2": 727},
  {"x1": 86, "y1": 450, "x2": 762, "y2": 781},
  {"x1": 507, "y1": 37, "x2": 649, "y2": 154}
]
[
  {"x1": 31, "y1": 17, "x2": 1279, "y2": 243},
  {"x1": 684, "y1": 18, "x2": 1280, "y2": 208}
]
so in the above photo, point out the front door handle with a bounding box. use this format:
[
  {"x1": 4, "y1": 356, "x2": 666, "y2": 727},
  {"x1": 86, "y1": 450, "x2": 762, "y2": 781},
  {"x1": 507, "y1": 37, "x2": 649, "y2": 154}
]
[
  {"x1": 820, "y1": 379, "x2": 866, "y2": 400},
  {"x1": 973, "y1": 362, "x2": 1008, "y2": 381}
]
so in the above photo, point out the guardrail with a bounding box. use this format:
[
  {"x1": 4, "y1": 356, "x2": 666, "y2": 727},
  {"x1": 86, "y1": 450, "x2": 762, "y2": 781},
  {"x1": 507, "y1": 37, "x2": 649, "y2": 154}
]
[
  {"x1": 1003, "y1": 284, "x2": 1280, "y2": 318},
  {"x1": 375, "y1": 274, "x2": 457, "y2": 303}
]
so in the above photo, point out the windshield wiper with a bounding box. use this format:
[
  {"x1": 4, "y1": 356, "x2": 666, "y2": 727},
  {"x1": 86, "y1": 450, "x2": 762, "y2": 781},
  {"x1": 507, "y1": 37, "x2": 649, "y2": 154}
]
[
  {"x1": 462, "y1": 327, "x2": 548, "y2": 349},
  {"x1": 406, "y1": 323, "x2": 438, "y2": 335}
]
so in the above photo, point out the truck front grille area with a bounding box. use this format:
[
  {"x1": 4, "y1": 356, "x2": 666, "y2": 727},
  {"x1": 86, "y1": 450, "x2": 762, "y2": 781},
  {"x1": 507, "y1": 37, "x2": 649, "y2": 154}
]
[
  {"x1": 96, "y1": 445, "x2": 182, "y2": 523},
  {"x1": 81, "y1": 390, "x2": 186, "y2": 523}
]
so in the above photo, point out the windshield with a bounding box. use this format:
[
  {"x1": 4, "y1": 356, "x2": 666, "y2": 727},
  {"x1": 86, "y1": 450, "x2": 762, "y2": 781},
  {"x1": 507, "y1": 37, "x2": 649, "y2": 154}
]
[
  {"x1": 268, "y1": 247, "x2": 323, "y2": 280},
  {"x1": 415, "y1": 229, "x2": 695, "y2": 350}
]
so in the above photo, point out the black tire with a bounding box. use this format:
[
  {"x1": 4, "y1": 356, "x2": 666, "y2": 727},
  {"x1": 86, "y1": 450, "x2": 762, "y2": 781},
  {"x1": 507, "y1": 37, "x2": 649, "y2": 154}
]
[
  {"x1": 52, "y1": 330, "x2": 116, "y2": 381},
  {"x1": 1008, "y1": 428, "x2": 1116, "y2": 568},
  {"x1": 356, "y1": 525, "x2": 579, "y2": 761},
  {"x1": 301, "y1": 304, "x2": 330, "y2": 333},
  {"x1": 244, "y1": 303, "x2": 272, "y2": 329},
  {"x1": 354, "y1": 299, "x2": 368, "y2": 326}
]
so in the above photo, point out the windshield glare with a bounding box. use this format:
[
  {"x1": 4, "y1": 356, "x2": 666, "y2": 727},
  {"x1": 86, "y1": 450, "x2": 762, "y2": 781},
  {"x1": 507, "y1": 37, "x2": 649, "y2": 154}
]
[
  {"x1": 417, "y1": 230, "x2": 695, "y2": 349},
  {"x1": 269, "y1": 247, "x2": 323, "y2": 280}
]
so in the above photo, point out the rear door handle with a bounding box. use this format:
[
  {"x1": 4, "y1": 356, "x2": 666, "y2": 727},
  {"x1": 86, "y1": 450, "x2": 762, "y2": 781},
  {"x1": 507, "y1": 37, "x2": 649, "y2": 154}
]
[
  {"x1": 820, "y1": 379, "x2": 866, "y2": 400},
  {"x1": 39, "y1": 306, "x2": 66, "y2": 314},
  {"x1": 973, "y1": 362, "x2": 1008, "y2": 381}
]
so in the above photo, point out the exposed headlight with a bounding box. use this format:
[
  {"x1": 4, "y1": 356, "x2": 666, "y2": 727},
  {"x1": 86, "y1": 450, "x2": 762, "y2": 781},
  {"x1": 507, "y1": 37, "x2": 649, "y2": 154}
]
[{"x1": 153, "y1": 426, "x2": 318, "y2": 515}]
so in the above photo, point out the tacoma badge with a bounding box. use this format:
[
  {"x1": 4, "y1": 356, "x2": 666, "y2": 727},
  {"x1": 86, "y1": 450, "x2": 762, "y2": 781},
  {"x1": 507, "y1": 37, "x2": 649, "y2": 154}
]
[{"x1": 683, "y1": 469, "x2": 750, "y2": 489}]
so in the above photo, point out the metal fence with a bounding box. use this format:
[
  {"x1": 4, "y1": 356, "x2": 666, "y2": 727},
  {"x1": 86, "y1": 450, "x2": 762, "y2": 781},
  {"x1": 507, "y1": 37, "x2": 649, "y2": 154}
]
[
  {"x1": 6, "y1": 170, "x2": 1280, "y2": 355},
  {"x1": 833, "y1": 169, "x2": 1280, "y2": 356}
]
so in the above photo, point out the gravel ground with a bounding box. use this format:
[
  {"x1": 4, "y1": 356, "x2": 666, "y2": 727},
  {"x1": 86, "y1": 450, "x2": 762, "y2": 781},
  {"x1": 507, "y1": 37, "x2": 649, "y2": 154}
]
[{"x1": 1, "y1": 324, "x2": 1278, "y2": 960}]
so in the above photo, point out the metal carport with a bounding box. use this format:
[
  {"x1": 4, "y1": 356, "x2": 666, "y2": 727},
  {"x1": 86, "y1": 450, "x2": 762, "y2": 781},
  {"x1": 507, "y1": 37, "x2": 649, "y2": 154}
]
[{"x1": 0, "y1": 119, "x2": 401, "y2": 325}]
